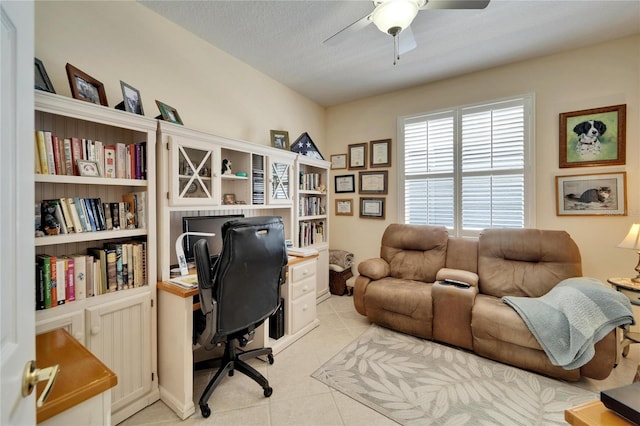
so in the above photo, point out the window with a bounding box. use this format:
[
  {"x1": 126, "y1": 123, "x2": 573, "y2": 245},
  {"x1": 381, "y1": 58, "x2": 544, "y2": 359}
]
[{"x1": 399, "y1": 95, "x2": 534, "y2": 237}]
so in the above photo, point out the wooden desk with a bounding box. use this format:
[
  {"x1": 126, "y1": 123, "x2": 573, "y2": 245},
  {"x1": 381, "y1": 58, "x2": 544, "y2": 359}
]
[
  {"x1": 565, "y1": 400, "x2": 633, "y2": 426},
  {"x1": 36, "y1": 328, "x2": 117, "y2": 425},
  {"x1": 157, "y1": 255, "x2": 320, "y2": 420}
]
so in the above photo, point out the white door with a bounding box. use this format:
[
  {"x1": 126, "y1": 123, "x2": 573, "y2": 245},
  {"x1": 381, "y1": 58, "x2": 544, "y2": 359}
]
[{"x1": 1, "y1": 1, "x2": 35, "y2": 425}]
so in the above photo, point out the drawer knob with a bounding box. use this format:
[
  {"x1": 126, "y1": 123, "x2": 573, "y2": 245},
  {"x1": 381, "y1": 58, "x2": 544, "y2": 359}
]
[
  {"x1": 91, "y1": 326, "x2": 101, "y2": 335},
  {"x1": 303, "y1": 286, "x2": 308, "y2": 292},
  {"x1": 302, "y1": 304, "x2": 308, "y2": 311}
]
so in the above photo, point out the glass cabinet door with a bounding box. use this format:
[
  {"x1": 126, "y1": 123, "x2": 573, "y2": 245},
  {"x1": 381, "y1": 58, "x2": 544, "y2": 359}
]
[
  {"x1": 169, "y1": 139, "x2": 216, "y2": 205},
  {"x1": 270, "y1": 160, "x2": 291, "y2": 204}
]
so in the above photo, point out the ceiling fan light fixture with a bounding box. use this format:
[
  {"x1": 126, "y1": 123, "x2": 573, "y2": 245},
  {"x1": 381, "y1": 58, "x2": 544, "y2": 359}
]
[{"x1": 371, "y1": 0, "x2": 421, "y2": 35}]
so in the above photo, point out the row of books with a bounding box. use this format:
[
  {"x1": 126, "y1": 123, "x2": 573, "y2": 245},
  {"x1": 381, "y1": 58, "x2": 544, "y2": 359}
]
[
  {"x1": 298, "y1": 220, "x2": 325, "y2": 248},
  {"x1": 37, "y1": 192, "x2": 146, "y2": 236},
  {"x1": 299, "y1": 172, "x2": 322, "y2": 191},
  {"x1": 298, "y1": 195, "x2": 325, "y2": 217},
  {"x1": 35, "y1": 240, "x2": 146, "y2": 310},
  {"x1": 34, "y1": 130, "x2": 147, "y2": 179}
]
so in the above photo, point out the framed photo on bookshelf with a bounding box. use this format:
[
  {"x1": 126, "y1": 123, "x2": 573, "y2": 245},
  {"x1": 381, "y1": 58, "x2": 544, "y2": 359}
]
[
  {"x1": 370, "y1": 139, "x2": 391, "y2": 167},
  {"x1": 77, "y1": 160, "x2": 101, "y2": 177},
  {"x1": 35, "y1": 58, "x2": 55, "y2": 93},
  {"x1": 155, "y1": 100, "x2": 183, "y2": 125},
  {"x1": 335, "y1": 198, "x2": 353, "y2": 216},
  {"x1": 65, "y1": 63, "x2": 108, "y2": 106},
  {"x1": 270, "y1": 130, "x2": 289, "y2": 150},
  {"x1": 360, "y1": 197, "x2": 385, "y2": 219},
  {"x1": 120, "y1": 81, "x2": 144, "y2": 115}
]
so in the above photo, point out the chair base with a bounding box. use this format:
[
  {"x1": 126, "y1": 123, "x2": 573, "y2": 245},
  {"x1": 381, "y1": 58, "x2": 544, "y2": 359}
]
[{"x1": 198, "y1": 338, "x2": 274, "y2": 418}]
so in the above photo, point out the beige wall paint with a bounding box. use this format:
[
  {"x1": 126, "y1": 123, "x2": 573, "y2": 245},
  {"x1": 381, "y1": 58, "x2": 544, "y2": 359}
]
[
  {"x1": 34, "y1": 1, "x2": 325, "y2": 149},
  {"x1": 326, "y1": 35, "x2": 640, "y2": 282}
]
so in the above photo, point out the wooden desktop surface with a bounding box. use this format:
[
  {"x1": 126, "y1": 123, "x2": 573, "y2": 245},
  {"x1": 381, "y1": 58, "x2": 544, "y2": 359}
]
[{"x1": 565, "y1": 400, "x2": 633, "y2": 426}]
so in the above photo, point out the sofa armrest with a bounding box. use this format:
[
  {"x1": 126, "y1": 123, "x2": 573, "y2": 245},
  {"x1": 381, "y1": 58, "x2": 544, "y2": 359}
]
[
  {"x1": 358, "y1": 258, "x2": 390, "y2": 280},
  {"x1": 436, "y1": 268, "x2": 479, "y2": 287},
  {"x1": 432, "y1": 281, "x2": 477, "y2": 350}
]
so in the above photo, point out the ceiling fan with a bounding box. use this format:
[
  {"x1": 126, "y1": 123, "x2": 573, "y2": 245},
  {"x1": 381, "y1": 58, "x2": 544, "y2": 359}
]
[{"x1": 324, "y1": 0, "x2": 491, "y2": 65}]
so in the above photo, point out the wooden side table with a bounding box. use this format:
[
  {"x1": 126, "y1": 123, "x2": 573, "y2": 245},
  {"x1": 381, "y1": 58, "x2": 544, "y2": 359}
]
[{"x1": 608, "y1": 277, "x2": 640, "y2": 382}]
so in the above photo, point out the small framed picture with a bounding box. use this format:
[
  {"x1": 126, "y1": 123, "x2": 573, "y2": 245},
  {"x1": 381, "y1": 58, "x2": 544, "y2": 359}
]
[
  {"x1": 34, "y1": 58, "x2": 55, "y2": 93},
  {"x1": 330, "y1": 154, "x2": 347, "y2": 170},
  {"x1": 335, "y1": 174, "x2": 355, "y2": 193},
  {"x1": 348, "y1": 143, "x2": 367, "y2": 169},
  {"x1": 120, "y1": 81, "x2": 144, "y2": 115},
  {"x1": 270, "y1": 130, "x2": 290, "y2": 150},
  {"x1": 77, "y1": 160, "x2": 101, "y2": 177},
  {"x1": 223, "y1": 193, "x2": 236, "y2": 205},
  {"x1": 359, "y1": 171, "x2": 388, "y2": 194},
  {"x1": 370, "y1": 139, "x2": 391, "y2": 167},
  {"x1": 559, "y1": 104, "x2": 626, "y2": 168},
  {"x1": 155, "y1": 100, "x2": 183, "y2": 125},
  {"x1": 335, "y1": 198, "x2": 353, "y2": 216},
  {"x1": 360, "y1": 197, "x2": 385, "y2": 219},
  {"x1": 555, "y1": 171, "x2": 626, "y2": 216},
  {"x1": 66, "y1": 63, "x2": 108, "y2": 106}
]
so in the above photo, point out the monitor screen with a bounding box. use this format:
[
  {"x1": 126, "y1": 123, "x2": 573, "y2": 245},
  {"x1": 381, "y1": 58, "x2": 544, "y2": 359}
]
[{"x1": 182, "y1": 214, "x2": 244, "y2": 262}]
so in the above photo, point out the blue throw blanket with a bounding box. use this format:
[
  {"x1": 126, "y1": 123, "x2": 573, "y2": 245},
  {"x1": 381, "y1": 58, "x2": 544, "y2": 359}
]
[{"x1": 503, "y1": 277, "x2": 634, "y2": 370}]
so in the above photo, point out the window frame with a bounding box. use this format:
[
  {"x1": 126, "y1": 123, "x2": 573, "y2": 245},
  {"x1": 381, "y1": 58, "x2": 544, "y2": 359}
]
[{"x1": 396, "y1": 94, "x2": 536, "y2": 237}]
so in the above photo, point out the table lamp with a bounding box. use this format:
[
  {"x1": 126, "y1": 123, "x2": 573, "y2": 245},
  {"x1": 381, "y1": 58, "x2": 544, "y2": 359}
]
[
  {"x1": 175, "y1": 232, "x2": 215, "y2": 276},
  {"x1": 618, "y1": 223, "x2": 640, "y2": 283}
]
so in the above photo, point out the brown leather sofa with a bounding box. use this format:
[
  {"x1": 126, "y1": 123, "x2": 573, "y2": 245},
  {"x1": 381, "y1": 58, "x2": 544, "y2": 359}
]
[{"x1": 353, "y1": 224, "x2": 617, "y2": 381}]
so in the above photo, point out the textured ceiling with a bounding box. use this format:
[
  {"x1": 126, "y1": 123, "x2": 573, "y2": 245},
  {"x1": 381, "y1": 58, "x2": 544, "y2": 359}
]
[{"x1": 139, "y1": 0, "x2": 640, "y2": 107}]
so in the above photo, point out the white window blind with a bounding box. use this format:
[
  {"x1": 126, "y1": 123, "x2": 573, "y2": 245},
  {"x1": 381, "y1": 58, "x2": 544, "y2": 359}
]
[{"x1": 401, "y1": 95, "x2": 533, "y2": 236}]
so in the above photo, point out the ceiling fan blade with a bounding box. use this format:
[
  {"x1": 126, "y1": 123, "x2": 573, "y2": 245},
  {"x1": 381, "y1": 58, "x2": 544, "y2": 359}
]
[
  {"x1": 399, "y1": 25, "x2": 417, "y2": 55},
  {"x1": 323, "y1": 12, "x2": 373, "y2": 46},
  {"x1": 423, "y1": 0, "x2": 490, "y2": 10}
]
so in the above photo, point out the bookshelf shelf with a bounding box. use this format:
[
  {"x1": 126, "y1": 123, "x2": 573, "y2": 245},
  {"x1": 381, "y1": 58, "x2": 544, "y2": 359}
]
[{"x1": 34, "y1": 91, "x2": 158, "y2": 424}]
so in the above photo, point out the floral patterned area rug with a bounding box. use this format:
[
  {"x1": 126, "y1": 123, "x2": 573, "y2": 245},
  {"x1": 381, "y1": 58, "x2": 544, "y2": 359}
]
[{"x1": 312, "y1": 325, "x2": 596, "y2": 425}]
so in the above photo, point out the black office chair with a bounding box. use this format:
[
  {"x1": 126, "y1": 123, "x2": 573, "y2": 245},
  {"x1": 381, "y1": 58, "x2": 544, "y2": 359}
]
[{"x1": 193, "y1": 216, "x2": 287, "y2": 418}]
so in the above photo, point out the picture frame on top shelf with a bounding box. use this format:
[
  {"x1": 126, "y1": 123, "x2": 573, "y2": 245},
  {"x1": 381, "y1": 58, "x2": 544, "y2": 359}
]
[
  {"x1": 270, "y1": 130, "x2": 290, "y2": 150},
  {"x1": 559, "y1": 104, "x2": 626, "y2": 168},
  {"x1": 34, "y1": 58, "x2": 55, "y2": 93},
  {"x1": 360, "y1": 197, "x2": 385, "y2": 219},
  {"x1": 330, "y1": 154, "x2": 347, "y2": 170},
  {"x1": 155, "y1": 100, "x2": 183, "y2": 125},
  {"x1": 334, "y1": 174, "x2": 355, "y2": 193},
  {"x1": 119, "y1": 81, "x2": 144, "y2": 115},
  {"x1": 555, "y1": 171, "x2": 626, "y2": 216},
  {"x1": 335, "y1": 198, "x2": 353, "y2": 216},
  {"x1": 348, "y1": 143, "x2": 367, "y2": 169},
  {"x1": 370, "y1": 139, "x2": 391, "y2": 167},
  {"x1": 65, "y1": 63, "x2": 108, "y2": 106},
  {"x1": 77, "y1": 160, "x2": 101, "y2": 177}
]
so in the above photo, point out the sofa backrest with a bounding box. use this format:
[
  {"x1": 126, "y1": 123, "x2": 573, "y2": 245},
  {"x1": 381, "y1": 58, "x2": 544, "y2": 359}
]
[
  {"x1": 477, "y1": 228, "x2": 582, "y2": 298},
  {"x1": 445, "y1": 237, "x2": 478, "y2": 273},
  {"x1": 381, "y1": 224, "x2": 448, "y2": 282}
]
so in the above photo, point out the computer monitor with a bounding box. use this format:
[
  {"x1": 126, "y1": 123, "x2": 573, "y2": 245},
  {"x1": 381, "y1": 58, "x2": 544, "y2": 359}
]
[{"x1": 182, "y1": 214, "x2": 244, "y2": 262}]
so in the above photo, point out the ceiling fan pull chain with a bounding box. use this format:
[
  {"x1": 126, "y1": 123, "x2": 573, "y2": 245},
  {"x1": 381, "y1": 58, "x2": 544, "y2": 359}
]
[{"x1": 393, "y1": 33, "x2": 399, "y2": 66}]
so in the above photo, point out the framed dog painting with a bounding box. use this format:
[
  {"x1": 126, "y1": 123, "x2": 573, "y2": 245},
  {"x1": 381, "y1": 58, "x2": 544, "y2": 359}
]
[{"x1": 559, "y1": 104, "x2": 626, "y2": 168}]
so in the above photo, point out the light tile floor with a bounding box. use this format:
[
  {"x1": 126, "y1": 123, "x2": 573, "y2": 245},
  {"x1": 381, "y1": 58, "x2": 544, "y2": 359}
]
[{"x1": 119, "y1": 295, "x2": 639, "y2": 426}]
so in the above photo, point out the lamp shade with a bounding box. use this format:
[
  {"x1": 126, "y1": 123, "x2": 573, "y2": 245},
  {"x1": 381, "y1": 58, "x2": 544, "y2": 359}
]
[
  {"x1": 371, "y1": 0, "x2": 420, "y2": 35},
  {"x1": 618, "y1": 224, "x2": 640, "y2": 250}
]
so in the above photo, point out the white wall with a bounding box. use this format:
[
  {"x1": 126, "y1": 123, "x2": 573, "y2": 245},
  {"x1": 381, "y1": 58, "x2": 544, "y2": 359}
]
[
  {"x1": 34, "y1": 1, "x2": 325, "y2": 149},
  {"x1": 326, "y1": 35, "x2": 640, "y2": 282}
]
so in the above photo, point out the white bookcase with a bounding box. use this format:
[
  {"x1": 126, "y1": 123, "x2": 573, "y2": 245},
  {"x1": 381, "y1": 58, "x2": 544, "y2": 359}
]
[
  {"x1": 33, "y1": 91, "x2": 159, "y2": 424},
  {"x1": 295, "y1": 156, "x2": 331, "y2": 302}
]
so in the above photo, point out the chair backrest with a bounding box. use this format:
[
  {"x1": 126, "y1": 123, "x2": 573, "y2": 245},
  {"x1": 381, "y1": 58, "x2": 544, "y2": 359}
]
[{"x1": 194, "y1": 216, "x2": 287, "y2": 343}]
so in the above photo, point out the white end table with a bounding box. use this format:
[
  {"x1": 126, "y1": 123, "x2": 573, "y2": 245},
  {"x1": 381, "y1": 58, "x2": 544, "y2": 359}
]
[{"x1": 608, "y1": 277, "x2": 640, "y2": 382}]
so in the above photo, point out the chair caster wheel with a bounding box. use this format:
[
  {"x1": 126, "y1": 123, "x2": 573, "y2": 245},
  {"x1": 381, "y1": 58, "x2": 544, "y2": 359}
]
[
  {"x1": 264, "y1": 386, "x2": 273, "y2": 397},
  {"x1": 200, "y1": 404, "x2": 211, "y2": 418},
  {"x1": 267, "y1": 354, "x2": 274, "y2": 365}
]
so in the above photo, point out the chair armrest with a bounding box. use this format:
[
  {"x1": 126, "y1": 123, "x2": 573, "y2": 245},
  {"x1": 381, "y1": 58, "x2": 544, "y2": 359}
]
[
  {"x1": 358, "y1": 258, "x2": 390, "y2": 280},
  {"x1": 436, "y1": 268, "x2": 479, "y2": 287}
]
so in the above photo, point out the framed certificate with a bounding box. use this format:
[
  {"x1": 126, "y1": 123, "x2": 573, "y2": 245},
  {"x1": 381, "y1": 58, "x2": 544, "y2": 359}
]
[
  {"x1": 330, "y1": 154, "x2": 347, "y2": 170},
  {"x1": 359, "y1": 171, "x2": 388, "y2": 194},
  {"x1": 370, "y1": 139, "x2": 391, "y2": 167},
  {"x1": 335, "y1": 198, "x2": 353, "y2": 216},
  {"x1": 348, "y1": 143, "x2": 367, "y2": 169},
  {"x1": 360, "y1": 197, "x2": 385, "y2": 219},
  {"x1": 334, "y1": 174, "x2": 355, "y2": 193}
]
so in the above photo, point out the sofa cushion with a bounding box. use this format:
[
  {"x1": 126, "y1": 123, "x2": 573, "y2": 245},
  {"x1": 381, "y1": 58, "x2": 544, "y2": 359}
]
[
  {"x1": 381, "y1": 224, "x2": 448, "y2": 283},
  {"x1": 477, "y1": 228, "x2": 582, "y2": 298}
]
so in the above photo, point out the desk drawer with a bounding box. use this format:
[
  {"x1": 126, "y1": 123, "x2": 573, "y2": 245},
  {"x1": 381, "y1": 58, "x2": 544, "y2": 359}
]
[
  {"x1": 620, "y1": 288, "x2": 640, "y2": 305},
  {"x1": 291, "y1": 292, "x2": 316, "y2": 334},
  {"x1": 292, "y1": 276, "x2": 315, "y2": 300},
  {"x1": 290, "y1": 260, "x2": 315, "y2": 283}
]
